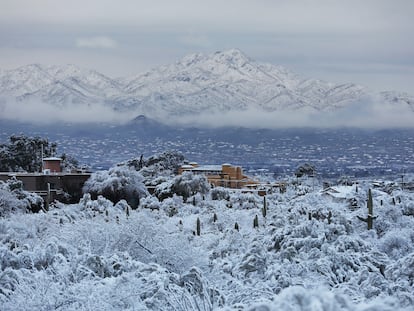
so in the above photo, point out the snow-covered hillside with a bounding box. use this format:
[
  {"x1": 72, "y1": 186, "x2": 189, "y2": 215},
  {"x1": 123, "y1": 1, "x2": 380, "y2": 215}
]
[
  {"x1": 0, "y1": 49, "x2": 413, "y2": 125},
  {"x1": 1, "y1": 166, "x2": 414, "y2": 310}
]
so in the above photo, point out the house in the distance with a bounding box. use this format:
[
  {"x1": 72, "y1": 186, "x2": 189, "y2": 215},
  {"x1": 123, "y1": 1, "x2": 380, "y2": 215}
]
[
  {"x1": 42, "y1": 157, "x2": 64, "y2": 174},
  {"x1": 0, "y1": 157, "x2": 91, "y2": 204},
  {"x1": 178, "y1": 162, "x2": 257, "y2": 189}
]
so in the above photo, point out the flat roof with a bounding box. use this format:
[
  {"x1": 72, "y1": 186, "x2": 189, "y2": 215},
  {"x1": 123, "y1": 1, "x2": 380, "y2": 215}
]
[
  {"x1": 43, "y1": 157, "x2": 63, "y2": 161},
  {"x1": 191, "y1": 165, "x2": 222, "y2": 171},
  {"x1": 0, "y1": 172, "x2": 91, "y2": 177}
]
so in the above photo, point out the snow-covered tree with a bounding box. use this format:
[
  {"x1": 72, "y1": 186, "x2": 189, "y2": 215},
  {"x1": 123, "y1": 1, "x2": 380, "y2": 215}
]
[
  {"x1": 173, "y1": 172, "x2": 210, "y2": 201},
  {"x1": 0, "y1": 135, "x2": 56, "y2": 172},
  {"x1": 155, "y1": 171, "x2": 210, "y2": 202},
  {"x1": 0, "y1": 178, "x2": 43, "y2": 216},
  {"x1": 210, "y1": 187, "x2": 231, "y2": 201},
  {"x1": 82, "y1": 165, "x2": 148, "y2": 209},
  {"x1": 294, "y1": 163, "x2": 316, "y2": 178}
]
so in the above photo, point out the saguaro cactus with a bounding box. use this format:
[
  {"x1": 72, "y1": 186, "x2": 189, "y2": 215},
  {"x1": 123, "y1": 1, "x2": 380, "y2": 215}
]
[
  {"x1": 328, "y1": 211, "x2": 332, "y2": 224},
  {"x1": 253, "y1": 215, "x2": 259, "y2": 228},
  {"x1": 196, "y1": 217, "x2": 201, "y2": 236},
  {"x1": 357, "y1": 188, "x2": 376, "y2": 230},
  {"x1": 262, "y1": 196, "x2": 267, "y2": 218}
]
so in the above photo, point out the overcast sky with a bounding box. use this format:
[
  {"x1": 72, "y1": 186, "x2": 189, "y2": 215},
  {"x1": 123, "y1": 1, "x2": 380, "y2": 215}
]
[{"x1": 1, "y1": 0, "x2": 413, "y2": 93}]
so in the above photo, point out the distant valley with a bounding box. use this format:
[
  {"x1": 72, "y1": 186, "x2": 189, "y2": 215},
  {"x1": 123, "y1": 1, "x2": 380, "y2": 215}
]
[{"x1": 1, "y1": 117, "x2": 413, "y2": 179}]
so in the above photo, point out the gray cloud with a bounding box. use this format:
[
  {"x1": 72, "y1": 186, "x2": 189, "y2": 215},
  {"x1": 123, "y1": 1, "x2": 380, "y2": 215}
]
[
  {"x1": 0, "y1": 0, "x2": 413, "y2": 93},
  {"x1": 76, "y1": 36, "x2": 117, "y2": 49},
  {"x1": 1, "y1": 94, "x2": 412, "y2": 128},
  {"x1": 2, "y1": 0, "x2": 412, "y2": 33},
  {"x1": 0, "y1": 99, "x2": 131, "y2": 124},
  {"x1": 165, "y1": 99, "x2": 414, "y2": 129},
  {"x1": 178, "y1": 34, "x2": 212, "y2": 48}
]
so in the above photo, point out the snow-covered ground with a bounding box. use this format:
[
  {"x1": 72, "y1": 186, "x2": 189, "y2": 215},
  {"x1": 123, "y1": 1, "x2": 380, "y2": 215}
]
[{"x1": 1, "y1": 174, "x2": 414, "y2": 310}]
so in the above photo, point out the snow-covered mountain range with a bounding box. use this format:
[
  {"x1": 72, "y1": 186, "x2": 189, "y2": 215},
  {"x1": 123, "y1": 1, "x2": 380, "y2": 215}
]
[{"x1": 0, "y1": 49, "x2": 413, "y2": 125}]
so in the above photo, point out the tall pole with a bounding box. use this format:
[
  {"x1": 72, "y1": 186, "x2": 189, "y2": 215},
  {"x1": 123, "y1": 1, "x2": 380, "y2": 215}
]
[{"x1": 41, "y1": 144, "x2": 44, "y2": 173}]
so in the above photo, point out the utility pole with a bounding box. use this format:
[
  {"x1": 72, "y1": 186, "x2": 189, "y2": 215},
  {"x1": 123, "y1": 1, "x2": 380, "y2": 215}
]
[
  {"x1": 41, "y1": 144, "x2": 44, "y2": 173},
  {"x1": 45, "y1": 182, "x2": 50, "y2": 211}
]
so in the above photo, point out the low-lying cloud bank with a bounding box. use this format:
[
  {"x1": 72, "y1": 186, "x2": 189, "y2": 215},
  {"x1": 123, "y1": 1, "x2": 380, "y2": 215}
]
[
  {"x1": 165, "y1": 98, "x2": 414, "y2": 129},
  {"x1": 0, "y1": 97, "x2": 413, "y2": 129},
  {"x1": 0, "y1": 99, "x2": 131, "y2": 125}
]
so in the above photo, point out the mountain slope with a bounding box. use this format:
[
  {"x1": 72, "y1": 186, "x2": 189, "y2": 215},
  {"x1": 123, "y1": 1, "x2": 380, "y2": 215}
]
[
  {"x1": 114, "y1": 49, "x2": 366, "y2": 114},
  {"x1": 0, "y1": 49, "x2": 413, "y2": 125}
]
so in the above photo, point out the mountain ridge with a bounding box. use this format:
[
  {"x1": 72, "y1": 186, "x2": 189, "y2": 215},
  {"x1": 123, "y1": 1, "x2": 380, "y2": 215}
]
[{"x1": 0, "y1": 49, "x2": 413, "y2": 126}]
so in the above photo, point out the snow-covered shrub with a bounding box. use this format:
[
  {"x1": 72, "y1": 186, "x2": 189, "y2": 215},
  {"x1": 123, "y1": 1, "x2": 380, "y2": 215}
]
[
  {"x1": 154, "y1": 180, "x2": 174, "y2": 201},
  {"x1": 155, "y1": 172, "x2": 210, "y2": 202},
  {"x1": 379, "y1": 230, "x2": 412, "y2": 259},
  {"x1": 143, "y1": 151, "x2": 185, "y2": 174},
  {"x1": 141, "y1": 196, "x2": 161, "y2": 211},
  {"x1": 385, "y1": 253, "x2": 414, "y2": 305},
  {"x1": 0, "y1": 189, "x2": 26, "y2": 217},
  {"x1": 0, "y1": 179, "x2": 43, "y2": 217},
  {"x1": 125, "y1": 151, "x2": 185, "y2": 183},
  {"x1": 295, "y1": 163, "x2": 316, "y2": 178},
  {"x1": 246, "y1": 286, "x2": 411, "y2": 311},
  {"x1": 114, "y1": 199, "x2": 131, "y2": 212},
  {"x1": 83, "y1": 165, "x2": 148, "y2": 209},
  {"x1": 160, "y1": 195, "x2": 184, "y2": 217},
  {"x1": 211, "y1": 187, "x2": 230, "y2": 201},
  {"x1": 79, "y1": 193, "x2": 114, "y2": 213},
  {"x1": 145, "y1": 175, "x2": 169, "y2": 187},
  {"x1": 229, "y1": 192, "x2": 260, "y2": 209},
  {"x1": 375, "y1": 205, "x2": 404, "y2": 236},
  {"x1": 177, "y1": 267, "x2": 225, "y2": 309},
  {"x1": 172, "y1": 172, "x2": 210, "y2": 202},
  {"x1": 402, "y1": 200, "x2": 414, "y2": 216}
]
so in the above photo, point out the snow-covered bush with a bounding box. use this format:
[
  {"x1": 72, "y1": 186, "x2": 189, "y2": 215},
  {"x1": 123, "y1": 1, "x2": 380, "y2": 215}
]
[
  {"x1": 294, "y1": 163, "x2": 316, "y2": 178},
  {"x1": 402, "y1": 200, "x2": 414, "y2": 216},
  {"x1": 159, "y1": 195, "x2": 184, "y2": 217},
  {"x1": 0, "y1": 179, "x2": 43, "y2": 217},
  {"x1": 124, "y1": 151, "x2": 185, "y2": 183},
  {"x1": 140, "y1": 196, "x2": 162, "y2": 211},
  {"x1": 246, "y1": 286, "x2": 411, "y2": 311},
  {"x1": 0, "y1": 189, "x2": 26, "y2": 217},
  {"x1": 379, "y1": 230, "x2": 413, "y2": 259},
  {"x1": 83, "y1": 165, "x2": 148, "y2": 209},
  {"x1": 229, "y1": 192, "x2": 260, "y2": 209},
  {"x1": 155, "y1": 172, "x2": 210, "y2": 202},
  {"x1": 211, "y1": 187, "x2": 230, "y2": 201},
  {"x1": 143, "y1": 151, "x2": 185, "y2": 174},
  {"x1": 154, "y1": 179, "x2": 174, "y2": 201},
  {"x1": 172, "y1": 172, "x2": 210, "y2": 202}
]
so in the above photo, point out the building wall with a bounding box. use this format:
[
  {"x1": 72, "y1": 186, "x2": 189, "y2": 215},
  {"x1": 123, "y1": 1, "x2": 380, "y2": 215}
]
[
  {"x1": 43, "y1": 160, "x2": 62, "y2": 173},
  {"x1": 0, "y1": 173, "x2": 90, "y2": 203},
  {"x1": 178, "y1": 163, "x2": 256, "y2": 189}
]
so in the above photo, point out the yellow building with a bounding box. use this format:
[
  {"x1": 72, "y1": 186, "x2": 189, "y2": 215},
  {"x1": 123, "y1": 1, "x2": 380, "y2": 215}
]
[{"x1": 178, "y1": 162, "x2": 257, "y2": 189}]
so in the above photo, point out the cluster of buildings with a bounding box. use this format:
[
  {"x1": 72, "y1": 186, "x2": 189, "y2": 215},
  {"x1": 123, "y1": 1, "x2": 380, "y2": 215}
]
[
  {"x1": 0, "y1": 157, "x2": 91, "y2": 204},
  {"x1": 1, "y1": 158, "x2": 281, "y2": 205},
  {"x1": 178, "y1": 162, "x2": 283, "y2": 195},
  {"x1": 178, "y1": 162, "x2": 255, "y2": 188}
]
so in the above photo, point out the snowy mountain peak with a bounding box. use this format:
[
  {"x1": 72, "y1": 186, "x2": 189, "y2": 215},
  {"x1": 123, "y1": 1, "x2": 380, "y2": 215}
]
[
  {"x1": 1, "y1": 49, "x2": 413, "y2": 126},
  {"x1": 212, "y1": 48, "x2": 251, "y2": 65}
]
